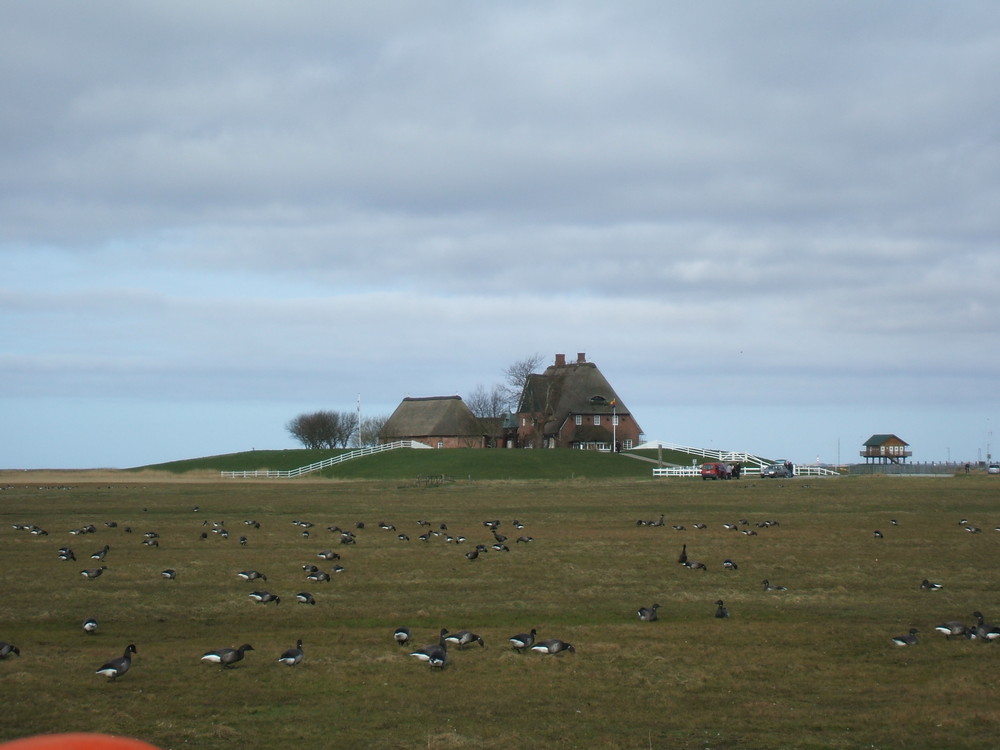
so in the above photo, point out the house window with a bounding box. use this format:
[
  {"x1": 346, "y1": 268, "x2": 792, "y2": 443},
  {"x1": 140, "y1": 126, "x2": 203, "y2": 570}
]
[
  {"x1": 437, "y1": 441, "x2": 444, "y2": 449},
  {"x1": 623, "y1": 439, "x2": 633, "y2": 450},
  {"x1": 575, "y1": 414, "x2": 582, "y2": 425},
  {"x1": 612, "y1": 415, "x2": 619, "y2": 426},
  {"x1": 594, "y1": 415, "x2": 601, "y2": 425},
  {"x1": 521, "y1": 418, "x2": 526, "y2": 426}
]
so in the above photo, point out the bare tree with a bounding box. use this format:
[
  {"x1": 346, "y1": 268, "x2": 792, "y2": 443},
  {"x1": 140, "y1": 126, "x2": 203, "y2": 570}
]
[
  {"x1": 287, "y1": 410, "x2": 358, "y2": 449},
  {"x1": 465, "y1": 383, "x2": 507, "y2": 420},
  {"x1": 354, "y1": 414, "x2": 390, "y2": 448},
  {"x1": 331, "y1": 410, "x2": 359, "y2": 448},
  {"x1": 286, "y1": 411, "x2": 336, "y2": 449},
  {"x1": 502, "y1": 353, "x2": 545, "y2": 411}
]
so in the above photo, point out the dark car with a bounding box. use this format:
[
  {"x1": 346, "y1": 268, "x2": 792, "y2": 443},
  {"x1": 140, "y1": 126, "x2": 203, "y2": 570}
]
[{"x1": 760, "y1": 462, "x2": 791, "y2": 478}]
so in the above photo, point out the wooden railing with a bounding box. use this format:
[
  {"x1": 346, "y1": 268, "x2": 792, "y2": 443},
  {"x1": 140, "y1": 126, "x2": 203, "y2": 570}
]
[{"x1": 220, "y1": 440, "x2": 431, "y2": 478}]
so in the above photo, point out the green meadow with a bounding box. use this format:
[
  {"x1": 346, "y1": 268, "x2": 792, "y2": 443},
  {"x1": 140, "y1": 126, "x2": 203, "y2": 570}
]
[{"x1": 2, "y1": 454, "x2": 999, "y2": 749}]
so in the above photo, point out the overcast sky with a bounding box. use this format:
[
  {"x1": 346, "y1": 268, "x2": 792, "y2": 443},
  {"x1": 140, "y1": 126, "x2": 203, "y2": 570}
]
[{"x1": 3, "y1": 2, "x2": 999, "y2": 469}]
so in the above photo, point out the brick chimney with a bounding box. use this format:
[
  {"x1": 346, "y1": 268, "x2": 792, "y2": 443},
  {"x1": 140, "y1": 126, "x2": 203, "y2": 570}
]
[
  {"x1": 577, "y1": 352, "x2": 586, "y2": 363},
  {"x1": 555, "y1": 353, "x2": 566, "y2": 366}
]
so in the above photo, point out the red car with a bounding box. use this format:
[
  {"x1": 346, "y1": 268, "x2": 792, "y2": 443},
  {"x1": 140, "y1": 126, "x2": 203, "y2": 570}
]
[{"x1": 700, "y1": 462, "x2": 730, "y2": 480}]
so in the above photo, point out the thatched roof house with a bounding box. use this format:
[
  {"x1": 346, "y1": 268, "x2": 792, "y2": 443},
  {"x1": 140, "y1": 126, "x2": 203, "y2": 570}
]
[
  {"x1": 380, "y1": 396, "x2": 488, "y2": 449},
  {"x1": 515, "y1": 353, "x2": 642, "y2": 450}
]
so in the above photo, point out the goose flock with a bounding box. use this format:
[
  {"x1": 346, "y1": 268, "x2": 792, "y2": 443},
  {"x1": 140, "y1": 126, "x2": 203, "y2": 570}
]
[
  {"x1": 635, "y1": 511, "x2": 1000, "y2": 649},
  {"x1": 4, "y1": 494, "x2": 999, "y2": 689},
  {"x1": 2, "y1": 508, "x2": 580, "y2": 678}
]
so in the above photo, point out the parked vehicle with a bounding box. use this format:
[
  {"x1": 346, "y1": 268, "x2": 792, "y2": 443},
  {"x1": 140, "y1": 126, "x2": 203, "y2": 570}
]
[
  {"x1": 701, "y1": 462, "x2": 730, "y2": 480},
  {"x1": 988, "y1": 464, "x2": 999, "y2": 475},
  {"x1": 760, "y1": 463, "x2": 791, "y2": 478}
]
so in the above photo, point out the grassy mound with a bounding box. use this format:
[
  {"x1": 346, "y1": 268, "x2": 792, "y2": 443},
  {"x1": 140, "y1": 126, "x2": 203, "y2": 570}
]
[{"x1": 130, "y1": 446, "x2": 705, "y2": 480}]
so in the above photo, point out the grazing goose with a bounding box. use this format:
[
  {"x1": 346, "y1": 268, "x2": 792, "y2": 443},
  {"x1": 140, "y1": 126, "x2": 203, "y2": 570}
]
[
  {"x1": 934, "y1": 620, "x2": 971, "y2": 640},
  {"x1": 237, "y1": 570, "x2": 267, "y2": 582},
  {"x1": 0, "y1": 642, "x2": 20, "y2": 658},
  {"x1": 761, "y1": 579, "x2": 788, "y2": 591},
  {"x1": 317, "y1": 550, "x2": 340, "y2": 560},
  {"x1": 637, "y1": 603, "x2": 660, "y2": 622},
  {"x1": 410, "y1": 629, "x2": 449, "y2": 668},
  {"x1": 277, "y1": 639, "x2": 304, "y2": 666},
  {"x1": 509, "y1": 628, "x2": 537, "y2": 652},
  {"x1": 83, "y1": 617, "x2": 99, "y2": 635},
  {"x1": 972, "y1": 612, "x2": 1000, "y2": 641},
  {"x1": 873, "y1": 530, "x2": 884, "y2": 538},
  {"x1": 714, "y1": 600, "x2": 730, "y2": 618},
  {"x1": 891, "y1": 628, "x2": 919, "y2": 646},
  {"x1": 161, "y1": 568, "x2": 177, "y2": 580},
  {"x1": 95, "y1": 643, "x2": 137, "y2": 679},
  {"x1": 722, "y1": 559, "x2": 739, "y2": 570},
  {"x1": 306, "y1": 570, "x2": 330, "y2": 582},
  {"x1": 920, "y1": 579, "x2": 943, "y2": 591},
  {"x1": 296, "y1": 592, "x2": 316, "y2": 605},
  {"x1": 81, "y1": 566, "x2": 107, "y2": 579},
  {"x1": 531, "y1": 638, "x2": 575, "y2": 655},
  {"x1": 677, "y1": 544, "x2": 687, "y2": 565},
  {"x1": 90, "y1": 545, "x2": 110, "y2": 560},
  {"x1": 393, "y1": 626, "x2": 412, "y2": 646},
  {"x1": 58, "y1": 547, "x2": 76, "y2": 561},
  {"x1": 201, "y1": 643, "x2": 254, "y2": 668},
  {"x1": 684, "y1": 560, "x2": 707, "y2": 571},
  {"x1": 444, "y1": 630, "x2": 485, "y2": 649},
  {"x1": 247, "y1": 591, "x2": 280, "y2": 605}
]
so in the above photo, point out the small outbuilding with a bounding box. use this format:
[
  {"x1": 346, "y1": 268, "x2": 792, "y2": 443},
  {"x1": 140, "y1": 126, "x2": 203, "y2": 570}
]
[
  {"x1": 380, "y1": 396, "x2": 488, "y2": 449},
  {"x1": 860, "y1": 434, "x2": 911, "y2": 464}
]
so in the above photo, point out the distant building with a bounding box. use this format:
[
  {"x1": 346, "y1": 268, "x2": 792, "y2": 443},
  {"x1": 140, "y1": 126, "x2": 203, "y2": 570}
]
[
  {"x1": 514, "y1": 353, "x2": 643, "y2": 450},
  {"x1": 380, "y1": 396, "x2": 487, "y2": 449},
  {"x1": 860, "y1": 434, "x2": 911, "y2": 464}
]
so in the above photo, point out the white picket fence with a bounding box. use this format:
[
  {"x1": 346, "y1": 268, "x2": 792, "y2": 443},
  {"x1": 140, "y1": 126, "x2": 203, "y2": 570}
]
[
  {"x1": 644, "y1": 443, "x2": 839, "y2": 478},
  {"x1": 220, "y1": 440, "x2": 431, "y2": 479},
  {"x1": 652, "y1": 464, "x2": 839, "y2": 478}
]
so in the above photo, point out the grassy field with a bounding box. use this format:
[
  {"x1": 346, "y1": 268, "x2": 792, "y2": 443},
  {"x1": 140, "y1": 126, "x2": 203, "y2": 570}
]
[{"x1": 2, "y1": 468, "x2": 1000, "y2": 749}]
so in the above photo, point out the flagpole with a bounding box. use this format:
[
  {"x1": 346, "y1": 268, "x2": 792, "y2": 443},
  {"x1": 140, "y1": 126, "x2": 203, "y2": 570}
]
[{"x1": 612, "y1": 401, "x2": 617, "y2": 452}]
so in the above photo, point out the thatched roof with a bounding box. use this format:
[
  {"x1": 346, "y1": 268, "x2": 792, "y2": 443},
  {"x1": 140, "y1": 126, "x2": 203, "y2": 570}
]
[
  {"x1": 381, "y1": 396, "x2": 483, "y2": 439},
  {"x1": 518, "y1": 358, "x2": 639, "y2": 434}
]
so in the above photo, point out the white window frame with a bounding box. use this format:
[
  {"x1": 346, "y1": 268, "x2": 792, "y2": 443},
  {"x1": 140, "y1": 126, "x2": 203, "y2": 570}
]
[
  {"x1": 575, "y1": 414, "x2": 582, "y2": 425},
  {"x1": 594, "y1": 415, "x2": 601, "y2": 425}
]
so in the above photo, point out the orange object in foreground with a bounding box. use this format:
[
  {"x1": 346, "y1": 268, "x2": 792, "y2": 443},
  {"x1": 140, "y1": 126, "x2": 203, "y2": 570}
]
[{"x1": 0, "y1": 734, "x2": 160, "y2": 750}]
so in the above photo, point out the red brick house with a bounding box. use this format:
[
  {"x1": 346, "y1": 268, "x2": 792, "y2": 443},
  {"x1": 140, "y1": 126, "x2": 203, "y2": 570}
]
[
  {"x1": 380, "y1": 396, "x2": 489, "y2": 449},
  {"x1": 514, "y1": 353, "x2": 643, "y2": 450},
  {"x1": 860, "y1": 434, "x2": 911, "y2": 464}
]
